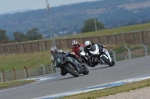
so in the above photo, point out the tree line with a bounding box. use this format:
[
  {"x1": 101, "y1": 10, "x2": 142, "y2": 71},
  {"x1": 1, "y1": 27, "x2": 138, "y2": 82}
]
[
  {"x1": 0, "y1": 28, "x2": 42, "y2": 44},
  {"x1": 0, "y1": 18, "x2": 104, "y2": 44}
]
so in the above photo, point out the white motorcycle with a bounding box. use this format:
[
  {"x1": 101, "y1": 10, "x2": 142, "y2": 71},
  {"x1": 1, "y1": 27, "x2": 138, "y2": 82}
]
[{"x1": 79, "y1": 45, "x2": 115, "y2": 67}]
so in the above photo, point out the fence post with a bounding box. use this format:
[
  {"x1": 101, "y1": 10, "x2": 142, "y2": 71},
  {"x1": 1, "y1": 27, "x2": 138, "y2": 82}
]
[
  {"x1": 39, "y1": 63, "x2": 46, "y2": 75},
  {"x1": 124, "y1": 46, "x2": 132, "y2": 59},
  {"x1": 12, "y1": 68, "x2": 17, "y2": 80},
  {"x1": 0, "y1": 73, "x2": 2, "y2": 82},
  {"x1": 23, "y1": 66, "x2": 28, "y2": 78},
  {"x1": 51, "y1": 64, "x2": 54, "y2": 74},
  {"x1": 0, "y1": 69, "x2": 6, "y2": 82},
  {"x1": 55, "y1": 67, "x2": 60, "y2": 73},
  {"x1": 8, "y1": 45, "x2": 11, "y2": 54},
  {"x1": 141, "y1": 43, "x2": 148, "y2": 56},
  {"x1": 109, "y1": 49, "x2": 117, "y2": 62}
]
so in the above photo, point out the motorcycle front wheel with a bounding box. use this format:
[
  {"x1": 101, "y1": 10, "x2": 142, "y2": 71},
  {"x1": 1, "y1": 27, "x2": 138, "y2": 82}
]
[
  {"x1": 82, "y1": 65, "x2": 89, "y2": 75},
  {"x1": 111, "y1": 60, "x2": 115, "y2": 66},
  {"x1": 101, "y1": 56, "x2": 113, "y2": 66}
]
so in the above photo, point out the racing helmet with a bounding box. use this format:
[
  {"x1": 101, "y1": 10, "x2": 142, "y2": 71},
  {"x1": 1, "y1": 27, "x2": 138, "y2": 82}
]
[
  {"x1": 85, "y1": 41, "x2": 92, "y2": 49},
  {"x1": 72, "y1": 40, "x2": 79, "y2": 46},
  {"x1": 50, "y1": 46, "x2": 58, "y2": 54}
]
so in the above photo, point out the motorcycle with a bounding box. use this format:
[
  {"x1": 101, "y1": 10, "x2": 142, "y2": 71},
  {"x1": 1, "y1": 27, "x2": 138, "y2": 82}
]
[
  {"x1": 79, "y1": 45, "x2": 115, "y2": 67},
  {"x1": 89, "y1": 44, "x2": 115, "y2": 67},
  {"x1": 53, "y1": 53, "x2": 89, "y2": 77}
]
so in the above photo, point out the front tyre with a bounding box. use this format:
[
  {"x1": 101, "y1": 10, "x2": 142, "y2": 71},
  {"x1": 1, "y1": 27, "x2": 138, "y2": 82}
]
[
  {"x1": 101, "y1": 56, "x2": 113, "y2": 66},
  {"x1": 111, "y1": 60, "x2": 115, "y2": 66},
  {"x1": 82, "y1": 65, "x2": 89, "y2": 75},
  {"x1": 65, "y1": 64, "x2": 79, "y2": 77}
]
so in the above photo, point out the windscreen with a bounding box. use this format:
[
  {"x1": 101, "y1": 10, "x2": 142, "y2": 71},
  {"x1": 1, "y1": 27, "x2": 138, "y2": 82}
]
[
  {"x1": 90, "y1": 45, "x2": 96, "y2": 51},
  {"x1": 54, "y1": 53, "x2": 64, "y2": 66}
]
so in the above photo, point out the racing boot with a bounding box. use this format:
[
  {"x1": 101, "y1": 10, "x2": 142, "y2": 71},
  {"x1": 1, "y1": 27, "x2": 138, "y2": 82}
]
[{"x1": 60, "y1": 69, "x2": 67, "y2": 76}]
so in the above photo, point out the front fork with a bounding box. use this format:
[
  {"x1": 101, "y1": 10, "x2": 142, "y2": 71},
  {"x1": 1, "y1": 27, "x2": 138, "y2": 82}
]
[{"x1": 102, "y1": 48, "x2": 112, "y2": 62}]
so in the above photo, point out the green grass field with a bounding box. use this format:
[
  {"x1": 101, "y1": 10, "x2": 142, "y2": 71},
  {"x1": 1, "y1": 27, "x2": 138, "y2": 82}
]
[
  {"x1": 0, "y1": 51, "x2": 52, "y2": 71},
  {"x1": 0, "y1": 80, "x2": 35, "y2": 90},
  {"x1": 56, "y1": 22, "x2": 150, "y2": 39}
]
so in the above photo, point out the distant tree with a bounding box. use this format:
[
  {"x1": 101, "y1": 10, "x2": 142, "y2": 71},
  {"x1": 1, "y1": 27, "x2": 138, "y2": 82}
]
[
  {"x1": 13, "y1": 31, "x2": 27, "y2": 42},
  {"x1": 26, "y1": 28, "x2": 42, "y2": 40},
  {"x1": 0, "y1": 29, "x2": 9, "y2": 44},
  {"x1": 81, "y1": 18, "x2": 105, "y2": 33}
]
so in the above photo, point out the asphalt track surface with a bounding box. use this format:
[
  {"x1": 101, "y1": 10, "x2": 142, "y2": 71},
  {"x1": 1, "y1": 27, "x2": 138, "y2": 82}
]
[{"x1": 0, "y1": 56, "x2": 150, "y2": 99}]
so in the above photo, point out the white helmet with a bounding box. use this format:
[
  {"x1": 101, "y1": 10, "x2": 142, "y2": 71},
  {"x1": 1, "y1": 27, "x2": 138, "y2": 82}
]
[
  {"x1": 50, "y1": 46, "x2": 58, "y2": 53},
  {"x1": 72, "y1": 40, "x2": 78, "y2": 46},
  {"x1": 85, "y1": 41, "x2": 91, "y2": 49}
]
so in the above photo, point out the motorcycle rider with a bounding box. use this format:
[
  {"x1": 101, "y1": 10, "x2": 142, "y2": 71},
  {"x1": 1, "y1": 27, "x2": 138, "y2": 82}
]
[
  {"x1": 84, "y1": 40, "x2": 105, "y2": 54},
  {"x1": 51, "y1": 46, "x2": 82, "y2": 76},
  {"x1": 72, "y1": 40, "x2": 85, "y2": 58},
  {"x1": 84, "y1": 41, "x2": 105, "y2": 66}
]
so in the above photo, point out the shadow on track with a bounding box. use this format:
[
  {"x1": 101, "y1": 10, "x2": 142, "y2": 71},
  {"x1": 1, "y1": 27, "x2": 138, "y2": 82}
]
[
  {"x1": 57, "y1": 74, "x2": 86, "y2": 81},
  {"x1": 91, "y1": 65, "x2": 110, "y2": 71}
]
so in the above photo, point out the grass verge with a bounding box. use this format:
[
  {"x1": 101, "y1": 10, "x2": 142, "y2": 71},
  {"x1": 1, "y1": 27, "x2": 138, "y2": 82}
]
[
  {"x1": 0, "y1": 51, "x2": 52, "y2": 71},
  {"x1": 0, "y1": 80, "x2": 35, "y2": 90},
  {"x1": 56, "y1": 22, "x2": 150, "y2": 39},
  {"x1": 59, "y1": 79, "x2": 150, "y2": 99}
]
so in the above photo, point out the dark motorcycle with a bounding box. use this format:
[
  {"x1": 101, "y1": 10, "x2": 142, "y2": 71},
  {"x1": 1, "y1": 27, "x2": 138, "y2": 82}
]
[{"x1": 54, "y1": 53, "x2": 89, "y2": 77}]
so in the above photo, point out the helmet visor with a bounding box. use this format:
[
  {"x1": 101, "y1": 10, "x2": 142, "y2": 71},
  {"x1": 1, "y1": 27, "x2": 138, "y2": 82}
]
[
  {"x1": 51, "y1": 51, "x2": 56, "y2": 54},
  {"x1": 86, "y1": 45, "x2": 91, "y2": 49}
]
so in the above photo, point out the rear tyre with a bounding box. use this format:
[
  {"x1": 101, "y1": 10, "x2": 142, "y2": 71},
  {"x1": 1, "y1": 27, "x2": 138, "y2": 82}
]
[
  {"x1": 101, "y1": 56, "x2": 113, "y2": 66},
  {"x1": 65, "y1": 64, "x2": 79, "y2": 77}
]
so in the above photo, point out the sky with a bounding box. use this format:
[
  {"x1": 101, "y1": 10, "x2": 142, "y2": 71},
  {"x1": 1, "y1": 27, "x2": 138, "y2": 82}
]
[{"x1": 0, "y1": 0, "x2": 97, "y2": 14}]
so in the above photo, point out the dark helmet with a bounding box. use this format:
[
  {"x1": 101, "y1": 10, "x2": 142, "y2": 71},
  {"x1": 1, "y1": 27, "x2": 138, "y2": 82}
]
[{"x1": 50, "y1": 46, "x2": 58, "y2": 54}]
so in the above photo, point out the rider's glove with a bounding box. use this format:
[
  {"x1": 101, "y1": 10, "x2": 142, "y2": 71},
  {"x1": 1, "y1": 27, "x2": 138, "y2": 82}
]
[
  {"x1": 66, "y1": 52, "x2": 70, "y2": 56},
  {"x1": 58, "y1": 49, "x2": 63, "y2": 52},
  {"x1": 103, "y1": 45, "x2": 105, "y2": 48}
]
